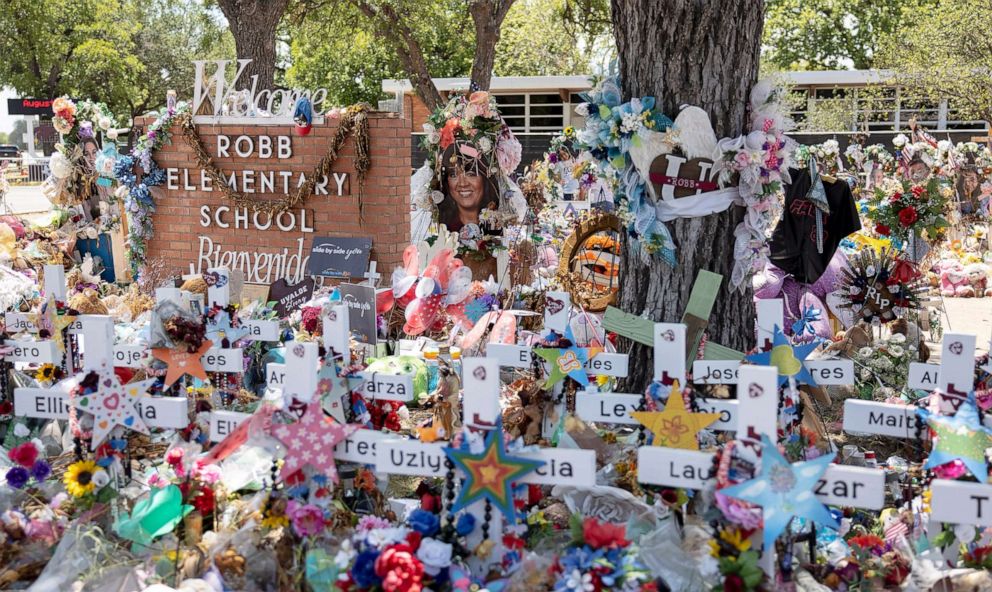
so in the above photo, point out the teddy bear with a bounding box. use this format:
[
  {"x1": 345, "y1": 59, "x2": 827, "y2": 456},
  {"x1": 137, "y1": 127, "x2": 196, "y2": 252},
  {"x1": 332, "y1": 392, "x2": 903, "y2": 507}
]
[
  {"x1": 938, "y1": 259, "x2": 974, "y2": 297},
  {"x1": 965, "y1": 262, "x2": 991, "y2": 297}
]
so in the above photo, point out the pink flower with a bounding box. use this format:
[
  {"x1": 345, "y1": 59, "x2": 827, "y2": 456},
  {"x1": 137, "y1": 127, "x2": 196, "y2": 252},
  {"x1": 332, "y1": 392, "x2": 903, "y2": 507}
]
[
  {"x1": 287, "y1": 501, "x2": 325, "y2": 537},
  {"x1": 357, "y1": 515, "x2": 392, "y2": 531},
  {"x1": 147, "y1": 473, "x2": 169, "y2": 488},
  {"x1": 495, "y1": 131, "x2": 522, "y2": 174},
  {"x1": 194, "y1": 462, "x2": 221, "y2": 485},
  {"x1": 932, "y1": 459, "x2": 968, "y2": 480},
  {"x1": 733, "y1": 151, "x2": 751, "y2": 169},
  {"x1": 165, "y1": 448, "x2": 184, "y2": 466},
  {"x1": 468, "y1": 91, "x2": 493, "y2": 118}
]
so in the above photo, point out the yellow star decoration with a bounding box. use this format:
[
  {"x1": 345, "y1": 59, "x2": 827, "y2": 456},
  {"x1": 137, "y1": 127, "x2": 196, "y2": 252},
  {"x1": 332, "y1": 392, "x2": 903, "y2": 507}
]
[
  {"x1": 32, "y1": 296, "x2": 76, "y2": 353},
  {"x1": 632, "y1": 385, "x2": 720, "y2": 451}
]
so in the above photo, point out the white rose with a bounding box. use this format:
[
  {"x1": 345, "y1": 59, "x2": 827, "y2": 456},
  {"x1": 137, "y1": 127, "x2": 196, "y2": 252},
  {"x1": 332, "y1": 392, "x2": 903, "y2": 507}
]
[
  {"x1": 98, "y1": 116, "x2": 112, "y2": 131},
  {"x1": 91, "y1": 470, "x2": 110, "y2": 488},
  {"x1": 431, "y1": 190, "x2": 444, "y2": 204},
  {"x1": 889, "y1": 333, "x2": 906, "y2": 344},
  {"x1": 888, "y1": 345, "x2": 904, "y2": 357},
  {"x1": 13, "y1": 423, "x2": 29, "y2": 437},
  {"x1": 858, "y1": 347, "x2": 874, "y2": 358},
  {"x1": 860, "y1": 368, "x2": 871, "y2": 380},
  {"x1": 107, "y1": 129, "x2": 119, "y2": 141},
  {"x1": 893, "y1": 134, "x2": 908, "y2": 148},
  {"x1": 477, "y1": 137, "x2": 493, "y2": 153},
  {"x1": 416, "y1": 538, "x2": 452, "y2": 575}
]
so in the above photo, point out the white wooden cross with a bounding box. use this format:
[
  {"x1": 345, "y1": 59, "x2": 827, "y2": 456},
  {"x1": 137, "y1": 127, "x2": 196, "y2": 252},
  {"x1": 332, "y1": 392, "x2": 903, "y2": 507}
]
[
  {"x1": 373, "y1": 356, "x2": 596, "y2": 569},
  {"x1": 362, "y1": 261, "x2": 382, "y2": 288},
  {"x1": 13, "y1": 315, "x2": 188, "y2": 431}
]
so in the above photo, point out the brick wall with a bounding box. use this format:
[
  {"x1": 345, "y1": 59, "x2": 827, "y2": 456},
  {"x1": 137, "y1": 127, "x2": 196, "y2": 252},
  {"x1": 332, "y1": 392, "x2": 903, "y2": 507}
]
[{"x1": 136, "y1": 112, "x2": 410, "y2": 285}]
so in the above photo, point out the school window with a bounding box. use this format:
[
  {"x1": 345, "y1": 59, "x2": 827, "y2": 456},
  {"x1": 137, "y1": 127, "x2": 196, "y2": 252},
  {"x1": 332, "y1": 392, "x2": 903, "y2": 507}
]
[{"x1": 494, "y1": 94, "x2": 565, "y2": 132}]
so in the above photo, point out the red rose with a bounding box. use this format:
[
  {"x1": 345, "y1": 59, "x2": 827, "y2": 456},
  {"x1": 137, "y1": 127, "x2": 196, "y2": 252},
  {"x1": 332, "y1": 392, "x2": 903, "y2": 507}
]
[
  {"x1": 438, "y1": 118, "x2": 460, "y2": 150},
  {"x1": 375, "y1": 543, "x2": 424, "y2": 592},
  {"x1": 723, "y1": 573, "x2": 745, "y2": 592},
  {"x1": 582, "y1": 517, "x2": 630, "y2": 549},
  {"x1": 889, "y1": 192, "x2": 902, "y2": 203},
  {"x1": 874, "y1": 223, "x2": 890, "y2": 236},
  {"x1": 8, "y1": 443, "x2": 38, "y2": 468},
  {"x1": 898, "y1": 206, "x2": 918, "y2": 227},
  {"x1": 911, "y1": 185, "x2": 925, "y2": 198}
]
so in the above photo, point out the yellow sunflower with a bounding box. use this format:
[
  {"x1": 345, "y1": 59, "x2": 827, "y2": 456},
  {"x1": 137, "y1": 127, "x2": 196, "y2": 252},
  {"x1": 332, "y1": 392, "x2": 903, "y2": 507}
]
[
  {"x1": 260, "y1": 509, "x2": 289, "y2": 529},
  {"x1": 719, "y1": 528, "x2": 752, "y2": 552},
  {"x1": 34, "y1": 364, "x2": 56, "y2": 382},
  {"x1": 64, "y1": 460, "x2": 98, "y2": 497}
]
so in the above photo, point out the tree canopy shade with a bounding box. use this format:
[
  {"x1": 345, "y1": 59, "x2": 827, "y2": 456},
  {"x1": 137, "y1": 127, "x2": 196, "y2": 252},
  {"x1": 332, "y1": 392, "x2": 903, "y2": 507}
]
[
  {"x1": 762, "y1": 0, "x2": 920, "y2": 70},
  {"x1": 879, "y1": 0, "x2": 992, "y2": 127},
  {"x1": 0, "y1": 0, "x2": 232, "y2": 119},
  {"x1": 612, "y1": 0, "x2": 763, "y2": 391}
]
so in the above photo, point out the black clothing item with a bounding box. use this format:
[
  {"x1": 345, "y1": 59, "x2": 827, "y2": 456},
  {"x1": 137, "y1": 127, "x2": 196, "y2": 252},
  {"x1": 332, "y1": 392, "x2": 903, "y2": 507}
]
[{"x1": 768, "y1": 168, "x2": 861, "y2": 284}]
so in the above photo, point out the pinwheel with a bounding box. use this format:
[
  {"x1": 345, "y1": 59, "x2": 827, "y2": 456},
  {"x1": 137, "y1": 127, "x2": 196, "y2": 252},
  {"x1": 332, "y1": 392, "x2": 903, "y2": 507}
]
[{"x1": 384, "y1": 245, "x2": 474, "y2": 335}]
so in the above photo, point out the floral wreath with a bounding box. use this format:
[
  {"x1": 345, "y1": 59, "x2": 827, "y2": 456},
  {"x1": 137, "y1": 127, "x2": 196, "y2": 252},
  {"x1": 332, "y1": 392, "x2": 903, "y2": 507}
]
[
  {"x1": 572, "y1": 76, "x2": 795, "y2": 290},
  {"x1": 43, "y1": 97, "x2": 123, "y2": 208},
  {"x1": 845, "y1": 143, "x2": 895, "y2": 173},
  {"x1": 411, "y1": 91, "x2": 526, "y2": 252},
  {"x1": 837, "y1": 247, "x2": 925, "y2": 324}
]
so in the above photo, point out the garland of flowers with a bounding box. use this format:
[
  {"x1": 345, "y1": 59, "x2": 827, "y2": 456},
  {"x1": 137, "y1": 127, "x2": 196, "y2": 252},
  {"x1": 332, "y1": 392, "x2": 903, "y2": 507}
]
[{"x1": 176, "y1": 106, "x2": 371, "y2": 215}]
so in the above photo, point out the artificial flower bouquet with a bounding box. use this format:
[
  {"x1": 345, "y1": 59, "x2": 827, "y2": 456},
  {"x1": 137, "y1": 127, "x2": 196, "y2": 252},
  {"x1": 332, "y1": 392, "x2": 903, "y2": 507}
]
[{"x1": 864, "y1": 177, "x2": 949, "y2": 244}]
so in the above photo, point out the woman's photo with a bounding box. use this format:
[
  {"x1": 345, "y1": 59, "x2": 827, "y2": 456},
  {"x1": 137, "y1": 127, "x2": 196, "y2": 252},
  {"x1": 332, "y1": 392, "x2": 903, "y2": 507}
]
[{"x1": 437, "y1": 145, "x2": 500, "y2": 234}]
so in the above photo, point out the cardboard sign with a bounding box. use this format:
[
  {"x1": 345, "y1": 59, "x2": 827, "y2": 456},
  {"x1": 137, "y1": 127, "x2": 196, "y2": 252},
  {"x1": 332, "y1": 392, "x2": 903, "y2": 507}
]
[
  {"x1": 4, "y1": 312, "x2": 37, "y2": 334},
  {"x1": 339, "y1": 283, "x2": 377, "y2": 345},
  {"x1": 14, "y1": 388, "x2": 188, "y2": 428},
  {"x1": 908, "y1": 363, "x2": 940, "y2": 390},
  {"x1": 653, "y1": 323, "x2": 686, "y2": 384},
  {"x1": 269, "y1": 277, "x2": 314, "y2": 318},
  {"x1": 241, "y1": 283, "x2": 271, "y2": 306},
  {"x1": 843, "y1": 399, "x2": 918, "y2": 438},
  {"x1": 306, "y1": 236, "x2": 372, "y2": 278},
  {"x1": 357, "y1": 372, "x2": 414, "y2": 402},
  {"x1": 930, "y1": 480, "x2": 992, "y2": 526},
  {"x1": 637, "y1": 447, "x2": 716, "y2": 489},
  {"x1": 243, "y1": 320, "x2": 280, "y2": 342},
  {"x1": 520, "y1": 448, "x2": 595, "y2": 486},
  {"x1": 202, "y1": 348, "x2": 244, "y2": 373},
  {"x1": 5, "y1": 340, "x2": 57, "y2": 364},
  {"x1": 543, "y1": 290, "x2": 571, "y2": 333},
  {"x1": 815, "y1": 465, "x2": 885, "y2": 510},
  {"x1": 266, "y1": 363, "x2": 286, "y2": 387},
  {"x1": 114, "y1": 345, "x2": 151, "y2": 368},
  {"x1": 209, "y1": 410, "x2": 251, "y2": 442},
  {"x1": 377, "y1": 440, "x2": 446, "y2": 477}
]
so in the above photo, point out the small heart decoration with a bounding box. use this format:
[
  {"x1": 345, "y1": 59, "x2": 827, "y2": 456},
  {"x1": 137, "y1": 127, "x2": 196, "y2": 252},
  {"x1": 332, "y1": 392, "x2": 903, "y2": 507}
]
[
  {"x1": 545, "y1": 297, "x2": 565, "y2": 316},
  {"x1": 103, "y1": 393, "x2": 120, "y2": 410}
]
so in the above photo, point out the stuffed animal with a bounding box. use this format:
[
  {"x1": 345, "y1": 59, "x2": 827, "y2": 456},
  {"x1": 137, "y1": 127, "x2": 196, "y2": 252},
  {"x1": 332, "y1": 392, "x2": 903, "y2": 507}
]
[
  {"x1": 938, "y1": 259, "x2": 973, "y2": 297},
  {"x1": 965, "y1": 262, "x2": 990, "y2": 297},
  {"x1": 753, "y1": 250, "x2": 851, "y2": 341}
]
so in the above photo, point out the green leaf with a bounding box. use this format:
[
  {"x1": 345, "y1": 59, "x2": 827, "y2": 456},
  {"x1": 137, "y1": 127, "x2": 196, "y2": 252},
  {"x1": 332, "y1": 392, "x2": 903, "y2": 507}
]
[
  {"x1": 96, "y1": 484, "x2": 118, "y2": 503},
  {"x1": 599, "y1": 104, "x2": 612, "y2": 119},
  {"x1": 568, "y1": 513, "x2": 584, "y2": 544}
]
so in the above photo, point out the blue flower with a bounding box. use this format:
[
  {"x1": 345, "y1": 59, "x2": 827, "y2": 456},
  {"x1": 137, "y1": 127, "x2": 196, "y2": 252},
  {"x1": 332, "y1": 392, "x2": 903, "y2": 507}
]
[
  {"x1": 30, "y1": 460, "x2": 51, "y2": 481},
  {"x1": 455, "y1": 513, "x2": 476, "y2": 536},
  {"x1": 5, "y1": 466, "x2": 29, "y2": 489},
  {"x1": 350, "y1": 549, "x2": 381, "y2": 588},
  {"x1": 407, "y1": 508, "x2": 440, "y2": 536}
]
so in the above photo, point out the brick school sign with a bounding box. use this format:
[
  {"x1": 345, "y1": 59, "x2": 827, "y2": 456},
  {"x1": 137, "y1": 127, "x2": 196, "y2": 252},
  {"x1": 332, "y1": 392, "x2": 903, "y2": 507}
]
[{"x1": 136, "y1": 112, "x2": 410, "y2": 284}]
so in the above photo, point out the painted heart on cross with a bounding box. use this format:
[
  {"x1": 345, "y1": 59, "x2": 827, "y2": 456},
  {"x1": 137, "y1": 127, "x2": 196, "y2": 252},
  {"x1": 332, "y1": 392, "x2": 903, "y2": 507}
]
[
  {"x1": 103, "y1": 393, "x2": 120, "y2": 410},
  {"x1": 545, "y1": 297, "x2": 565, "y2": 316}
]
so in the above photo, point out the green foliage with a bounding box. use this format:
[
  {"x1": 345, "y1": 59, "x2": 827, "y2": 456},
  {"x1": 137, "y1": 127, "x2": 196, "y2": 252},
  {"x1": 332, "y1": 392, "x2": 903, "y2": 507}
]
[
  {"x1": 0, "y1": 0, "x2": 231, "y2": 118},
  {"x1": 763, "y1": 0, "x2": 920, "y2": 70},
  {"x1": 285, "y1": 0, "x2": 474, "y2": 106},
  {"x1": 494, "y1": 0, "x2": 586, "y2": 76},
  {"x1": 878, "y1": 0, "x2": 992, "y2": 125}
]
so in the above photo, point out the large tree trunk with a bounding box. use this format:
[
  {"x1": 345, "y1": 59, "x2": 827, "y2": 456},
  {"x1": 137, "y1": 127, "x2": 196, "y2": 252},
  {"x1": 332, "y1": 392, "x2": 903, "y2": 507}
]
[
  {"x1": 612, "y1": 0, "x2": 764, "y2": 392},
  {"x1": 217, "y1": 0, "x2": 291, "y2": 90},
  {"x1": 468, "y1": 0, "x2": 515, "y2": 91}
]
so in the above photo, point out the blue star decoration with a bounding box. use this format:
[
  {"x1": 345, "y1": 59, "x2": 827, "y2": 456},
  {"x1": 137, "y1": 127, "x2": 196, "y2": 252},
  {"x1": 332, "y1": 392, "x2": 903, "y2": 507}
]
[
  {"x1": 206, "y1": 311, "x2": 249, "y2": 346},
  {"x1": 745, "y1": 325, "x2": 818, "y2": 387},
  {"x1": 444, "y1": 423, "x2": 544, "y2": 521},
  {"x1": 534, "y1": 327, "x2": 602, "y2": 388},
  {"x1": 917, "y1": 393, "x2": 992, "y2": 482},
  {"x1": 719, "y1": 434, "x2": 838, "y2": 550}
]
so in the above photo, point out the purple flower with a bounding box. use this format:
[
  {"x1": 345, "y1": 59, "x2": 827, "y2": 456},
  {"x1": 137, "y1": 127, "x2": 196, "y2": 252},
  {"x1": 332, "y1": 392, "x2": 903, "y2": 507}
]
[
  {"x1": 6, "y1": 466, "x2": 29, "y2": 489},
  {"x1": 351, "y1": 549, "x2": 381, "y2": 588},
  {"x1": 30, "y1": 460, "x2": 50, "y2": 481}
]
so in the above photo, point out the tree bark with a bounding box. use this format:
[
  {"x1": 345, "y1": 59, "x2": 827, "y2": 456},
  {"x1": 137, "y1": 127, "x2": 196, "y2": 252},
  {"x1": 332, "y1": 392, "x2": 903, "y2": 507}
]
[
  {"x1": 468, "y1": 0, "x2": 515, "y2": 91},
  {"x1": 611, "y1": 0, "x2": 764, "y2": 392},
  {"x1": 217, "y1": 0, "x2": 291, "y2": 90}
]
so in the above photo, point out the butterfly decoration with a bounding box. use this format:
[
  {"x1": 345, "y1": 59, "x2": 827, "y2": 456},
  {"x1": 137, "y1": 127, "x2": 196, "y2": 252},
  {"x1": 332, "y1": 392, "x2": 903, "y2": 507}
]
[
  {"x1": 381, "y1": 245, "x2": 474, "y2": 335},
  {"x1": 791, "y1": 306, "x2": 823, "y2": 341}
]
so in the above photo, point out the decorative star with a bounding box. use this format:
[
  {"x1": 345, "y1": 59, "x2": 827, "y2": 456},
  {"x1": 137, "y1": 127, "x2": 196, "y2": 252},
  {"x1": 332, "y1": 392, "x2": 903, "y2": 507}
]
[
  {"x1": 316, "y1": 356, "x2": 362, "y2": 422},
  {"x1": 745, "y1": 325, "x2": 819, "y2": 387},
  {"x1": 271, "y1": 399, "x2": 361, "y2": 483},
  {"x1": 205, "y1": 311, "x2": 249, "y2": 346},
  {"x1": 534, "y1": 328, "x2": 602, "y2": 388},
  {"x1": 69, "y1": 364, "x2": 155, "y2": 450},
  {"x1": 918, "y1": 393, "x2": 992, "y2": 482},
  {"x1": 720, "y1": 434, "x2": 838, "y2": 550},
  {"x1": 632, "y1": 384, "x2": 721, "y2": 451},
  {"x1": 152, "y1": 340, "x2": 214, "y2": 387},
  {"x1": 444, "y1": 424, "x2": 544, "y2": 520},
  {"x1": 33, "y1": 296, "x2": 76, "y2": 353}
]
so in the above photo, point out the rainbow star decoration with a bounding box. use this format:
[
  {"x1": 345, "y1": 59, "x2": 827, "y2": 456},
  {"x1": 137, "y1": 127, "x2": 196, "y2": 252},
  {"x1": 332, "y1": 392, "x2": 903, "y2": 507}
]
[
  {"x1": 271, "y1": 399, "x2": 362, "y2": 483},
  {"x1": 632, "y1": 384, "x2": 721, "y2": 451},
  {"x1": 444, "y1": 424, "x2": 544, "y2": 520},
  {"x1": 719, "y1": 434, "x2": 838, "y2": 549},
  {"x1": 745, "y1": 325, "x2": 818, "y2": 386},
  {"x1": 917, "y1": 393, "x2": 992, "y2": 482},
  {"x1": 33, "y1": 296, "x2": 76, "y2": 353},
  {"x1": 534, "y1": 328, "x2": 602, "y2": 388}
]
